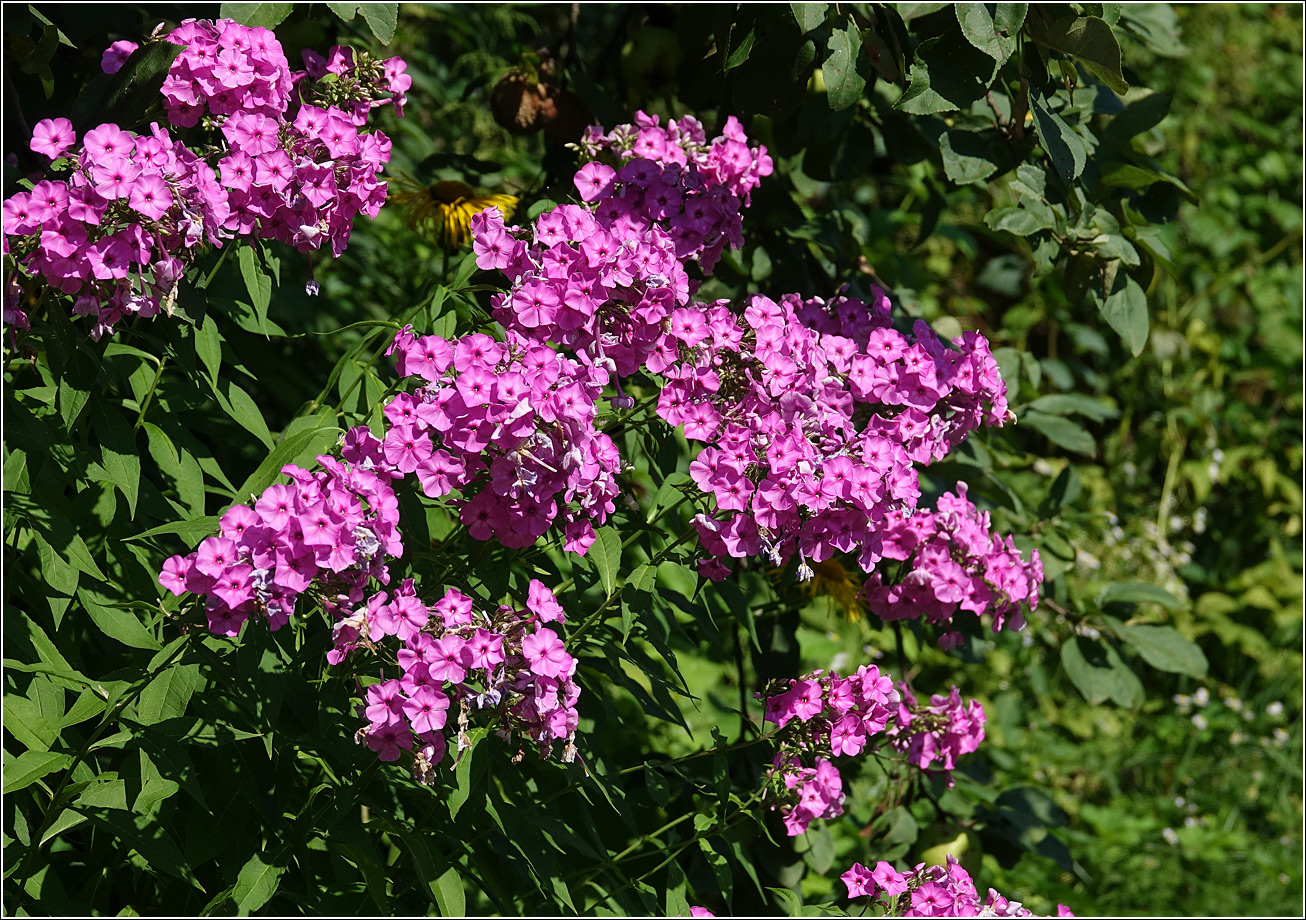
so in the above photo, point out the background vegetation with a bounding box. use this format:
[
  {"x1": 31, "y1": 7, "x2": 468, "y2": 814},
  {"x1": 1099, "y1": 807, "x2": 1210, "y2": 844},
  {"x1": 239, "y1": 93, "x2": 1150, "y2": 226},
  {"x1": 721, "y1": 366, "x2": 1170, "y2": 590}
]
[{"x1": 4, "y1": 2, "x2": 1301, "y2": 916}]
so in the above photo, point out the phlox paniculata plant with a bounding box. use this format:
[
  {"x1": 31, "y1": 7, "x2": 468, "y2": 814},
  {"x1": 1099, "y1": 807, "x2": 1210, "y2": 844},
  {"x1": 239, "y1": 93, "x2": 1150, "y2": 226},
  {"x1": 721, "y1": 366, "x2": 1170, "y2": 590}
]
[{"x1": 158, "y1": 111, "x2": 1041, "y2": 811}]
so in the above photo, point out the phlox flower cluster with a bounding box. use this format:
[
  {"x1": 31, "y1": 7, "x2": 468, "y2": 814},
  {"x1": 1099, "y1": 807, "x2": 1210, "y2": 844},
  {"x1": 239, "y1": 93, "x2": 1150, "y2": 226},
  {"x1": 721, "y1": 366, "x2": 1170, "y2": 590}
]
[
  {"x1": 385, "y1": 326, "x2": 623, "y2": 555},
  {"x1": 340, "y1": 580, "x2": 581, "y2": 782},
  {"x1": 760, "y1": 666, "x2": 983, "y2": 835},
  {"x1": 572, "y1": 110, "x2": 773, "y2": 271},
  {"x1": 667, "y1": 290, "x2": 1010, "y2": 581},
  {"x1": 863, "y1": 483, "x2": 1044, "y2": 649},
  {"x1": 841, "y1": 854, "x2": 1074, "y2": 917},
  {"x1": 4, "y1": 119, "x2": 229, "y2": 338},
  {"x1": 3, "y1": 18, "x2": 407, "y2": 336},
  {"x1": 157, "y1": 426, "x2": 403, "y2": 636},
  {"x1": 886, "y1": 682, "x2": 986, "y2": 777},
  {"x1": 471, "y1": 110, "x2": 770, "y2": 383}
]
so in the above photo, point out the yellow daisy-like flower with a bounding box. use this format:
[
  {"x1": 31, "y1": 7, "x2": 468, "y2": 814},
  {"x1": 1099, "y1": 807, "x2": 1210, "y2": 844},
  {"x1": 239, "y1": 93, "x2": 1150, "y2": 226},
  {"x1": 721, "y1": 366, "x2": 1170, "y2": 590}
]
[
  {"x1": 390, "y1": 173, "x2": 518, "y2": 249},
  {"x1": 772, "y1": 556, "x2": 868, "y2": 621}
]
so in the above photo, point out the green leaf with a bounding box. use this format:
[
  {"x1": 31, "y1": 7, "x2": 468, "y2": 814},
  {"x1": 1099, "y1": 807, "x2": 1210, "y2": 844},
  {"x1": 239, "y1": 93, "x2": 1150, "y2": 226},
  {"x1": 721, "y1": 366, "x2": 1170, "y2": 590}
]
[
  {"x1": 233, "y1": 424, "x2": 341, "y2": 503},
  {"x1": 232, "y1": 852, "x2": 285, "y2": 914},
  {"x1": 221, "y1": 382, "x2": 274, "y2": 448},
  {"x1": 940, "y1": 129, "x2": 1002, "y2": 185},
  {"x1": 238, "y1": 245, "x2": 272, "y2": 331},
  {"x1": 822, "y1": 23, "x2": 866, "y2": 111},
  {"x1": 435, "y1": 865, "x2": 465, "y2": 917},
  {"x1": 589, "y1": 527, "x2": 622, "y2": 597},
  {"x1": 985, "y1": 204, "x2": 1055, "y2": 236},
  {"x1": 196, "y1": 317, "x2": 222, "y2": 386},
  {"x1": 57, "y1": 376, "x2": 90, "y2": 433},
  {"x1": 1027, "y1": 393, "x2": 1120, "y2": 421},
  {"x1": 1020, "y1": 410, "x2": 1096, "y2": 455},
  {"x1": 1104, "y1": 91, "x2": 1172, "y2": 145},
  {"x1": 1034, "y1": 15, "x2": 1128, "y2": 94},
  {"x1": 325, "y1": 1, "x2": 360, "y2": 21},
  {"x1": 79, "y1": 809, "x2": 203, "y2": 889},
  {"x1": 955, "y1": 2, "x2": 1026, "y2": 64},
  {"x1": 3, "y1": 751, "x2": 70, "y2": 794},
  {"x1": 219, "y1": 3, "x2": 294, "y2": 29},
  {"x1": 136, "y1": 665, "x2": 200, "y2": 726},
  {"x1": 1061, "y1": 636, "x2": 1142, "y2": 708},
  {"x1": 1099, "y1": 581, "x2": 1184, "y2": 611},
  {"x1": 790, "y1": 3, "x2": 828, "y2": 33},
  {"x1": 898, "y1": 29, "x2": 999, "y2": 115},
  {"x1": 1114, "y1": 624, "x2": 1208, "y2": 678},
  {"x1": 1029, "y1": 90, "x2": 1086, "y2": 183},
  {"x1": 124, "y1": 515, "x2": 220, "y2": 547},
  {"x1": 1098, "y1": 273, "x2": 1149, "y2": 356},
  {"x1": 359, "y1": 2, "x2": 398, "y2": 44},
  {"x1": 725, "y1": 22, "x2": 757, "y2": 71},
  {"x1": 90, "y1": 398, "x2": 141, "y2": 519},
  {"x1": 896, "y1": 2, "x2": 951, "y2": 20},
  {"x1": 79, "y1": 589, "x2": 161, "y2": 651}
]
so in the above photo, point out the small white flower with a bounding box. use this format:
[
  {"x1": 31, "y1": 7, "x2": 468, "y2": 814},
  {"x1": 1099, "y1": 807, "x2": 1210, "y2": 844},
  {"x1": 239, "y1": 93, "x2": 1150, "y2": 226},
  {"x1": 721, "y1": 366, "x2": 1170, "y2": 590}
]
[
  {"x1": 1267, "y1": 701, "x2": 1285, "y2": 716},
  {"x1": 1191, "y1": 713, "x2": 1208, "y2": 730},
  {"x1": 1162, "y1": 827, "x2": 1180, "y2": 846}
]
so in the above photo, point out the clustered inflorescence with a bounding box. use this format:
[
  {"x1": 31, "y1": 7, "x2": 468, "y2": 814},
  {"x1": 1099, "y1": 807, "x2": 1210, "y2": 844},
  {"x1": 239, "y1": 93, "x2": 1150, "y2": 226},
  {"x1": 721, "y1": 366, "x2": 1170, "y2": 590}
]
[
  {"x1": 864, "y1": 483, "x2": 1044, "y2": 649},
  {"x1": 841, "y1": 854, "x2": 1075, "y2": 917},
  {"x1": 3, "y1": 18, "x2": 409, "y2": 337},
  {"x1": 760, "y1": 667, "x2": 985, "y2": 835}
]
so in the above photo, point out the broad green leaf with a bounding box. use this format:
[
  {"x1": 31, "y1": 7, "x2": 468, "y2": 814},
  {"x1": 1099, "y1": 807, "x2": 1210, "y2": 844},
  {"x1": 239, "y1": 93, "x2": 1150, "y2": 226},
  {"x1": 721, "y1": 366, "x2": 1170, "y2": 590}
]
[
  {"x1": 896, "y1": 2, "x2": 951, "y2": 20},
  {"x1": 219, "y1": 3, "x2": 294, "y2": 29},
  {"x1": 79, "y1": 589, "x2": 161, "y2": 651},
  {"x1": 3, "y1": 751, "x2": 70, "y2": 794},
  {"x1": 136, "y1": 665, "x2": 200, "y2": 725},
  {"x1": 589, "y1": 527, "x2": 622, "y2": 596},
  {"x1": 1027, "y1": 393, "x2": 1120, "y2": 421},
  {"x1": 232, "y1": 852, "x2": 285, "y2": 914},
  {"x1": 1034, "y1": 15, "x2": 1128, "y2": 94},
  {"x1": 1020, "y1": 410, "x2": 1096, "y2": 456},
  {"x1": 1104, "y1": 91, "x2": 1172, "y2": 145},
  {"x1": 1029, "y1": 90, "x2": 1086, "y2": 183},
  {"x1": 326, "y1": 2, "x2": 359, "y2": 20},
  {"x1": 955, "y1": 2, "x2": 1026, "y2": 63},
  {"x1": 985, "y1": 204, "x2": 1056, "y2": 236},
  {"x1": 940, "y1": 129, "x2": 1003, "y2": 185},
  {"x1": 1060, "y1": 636, "x2": 1142, "y2": 708},
  {"x1": 436, "y1": 866, "x2": 465, "y2": 917},
  {"x1": 57, "y1": 376, "x2": 89, "y2": 433},
  {"x1": 3, "y1": 695, "x2": 60, "y2": 752},
  {"x1": 898, "y1": 29, "x2": 999, "y2": 114},
  {"x1": 359, "y1": 2, "x2": 398, "y2": 43},
  {"x1": 1098, "y1": 273, "x2": 1149, "y2": 356},
  {"x1": 1114, "y1": 624, "x2": 1208, "y2": 678},
  {"x1": 791, "y1": 3, "x2": 827, "y2": 33},
  {"x1": 1099, "y1": 581, "x2": 1184, "y2": 610},
  {"x1": 822, "y1": 23, "x2": 866, "y2": 111}
]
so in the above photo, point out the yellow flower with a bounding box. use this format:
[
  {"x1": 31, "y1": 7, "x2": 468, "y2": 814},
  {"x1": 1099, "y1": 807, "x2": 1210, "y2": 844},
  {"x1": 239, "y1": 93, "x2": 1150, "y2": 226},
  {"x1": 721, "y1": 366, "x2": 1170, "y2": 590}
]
[
  {"x1": 389, "y1": 173, "x2": 517, "y2": 249},
  {"x1": 772, "y1": 556, "x2": 867, "y2": 621}
]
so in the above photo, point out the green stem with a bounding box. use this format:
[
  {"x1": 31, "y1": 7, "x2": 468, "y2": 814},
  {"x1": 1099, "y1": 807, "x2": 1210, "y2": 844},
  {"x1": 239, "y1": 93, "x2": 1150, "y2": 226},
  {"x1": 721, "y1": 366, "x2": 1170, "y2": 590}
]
[{"x1": 132, "y1": 357, "x2": 168, "y2": 432}]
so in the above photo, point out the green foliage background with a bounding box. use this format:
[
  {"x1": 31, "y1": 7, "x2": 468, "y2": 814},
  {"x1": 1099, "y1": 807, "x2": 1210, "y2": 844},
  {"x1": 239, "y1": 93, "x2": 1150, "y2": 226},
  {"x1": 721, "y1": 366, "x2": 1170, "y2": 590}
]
[{"x1": 3, "y1": 2, "x2": 1301, "y2": 917}]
